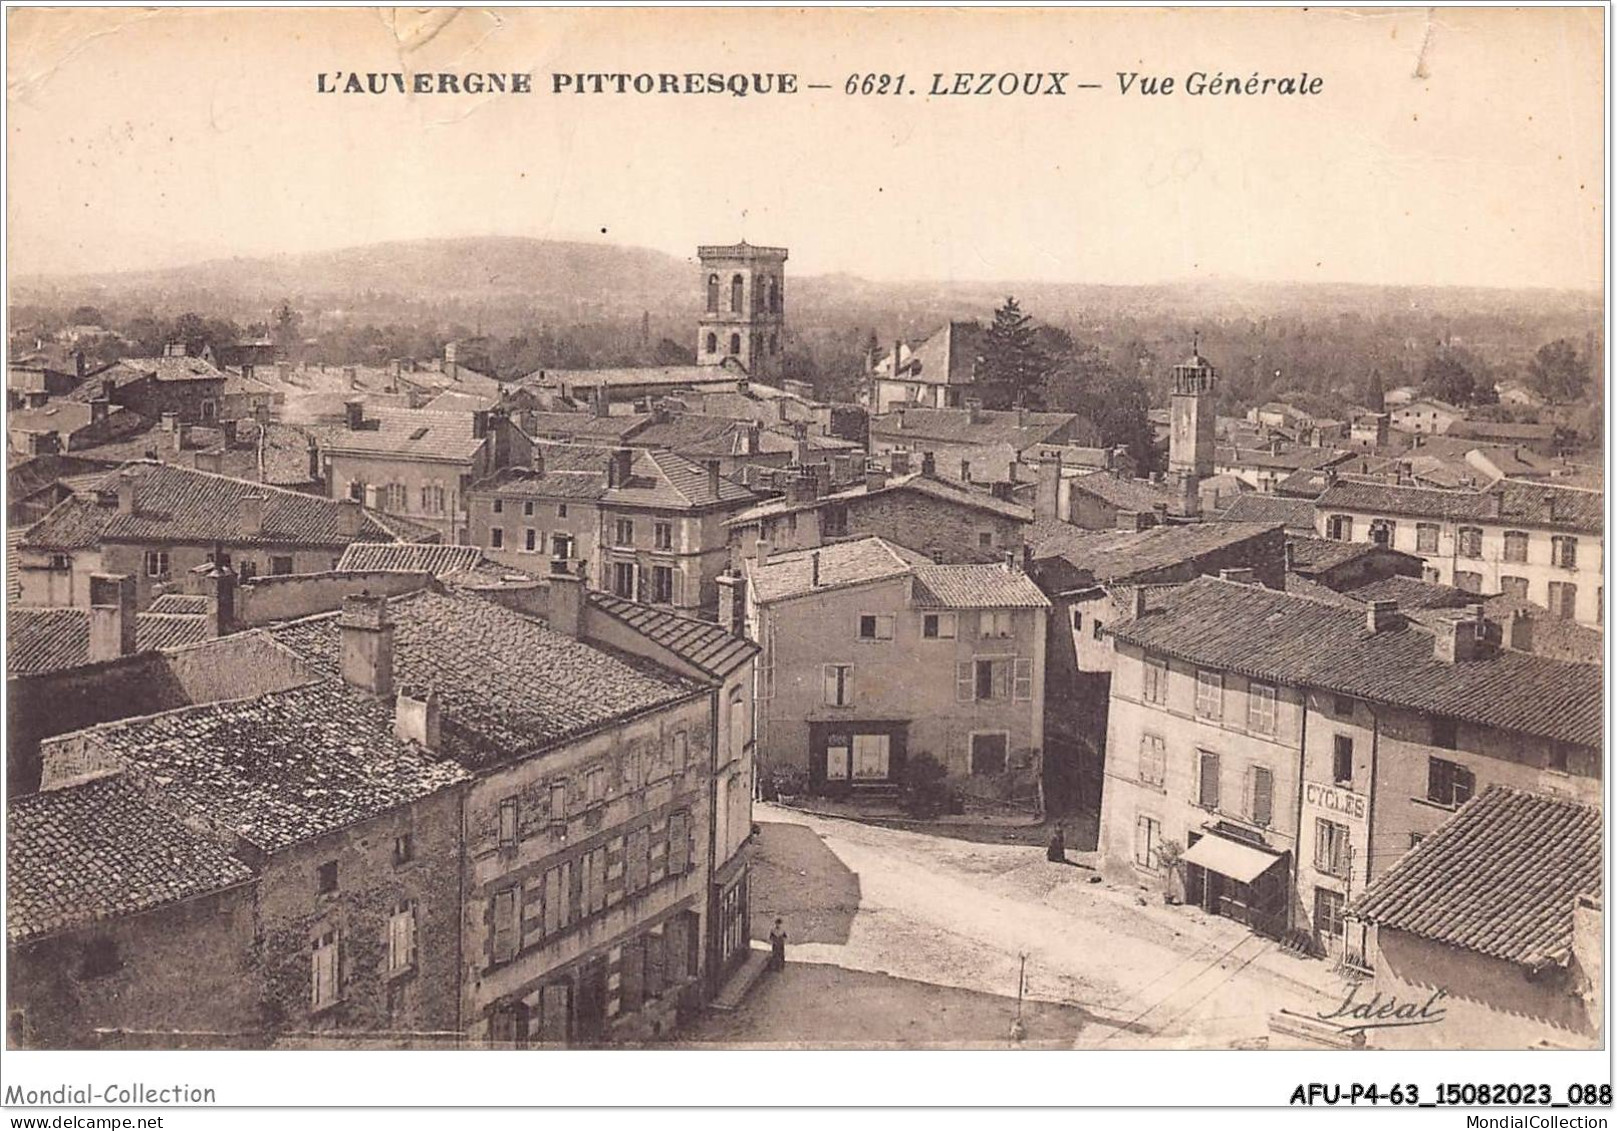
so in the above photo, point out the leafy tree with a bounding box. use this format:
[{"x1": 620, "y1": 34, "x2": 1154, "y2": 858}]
[
  {"x1": 1525, "y1": 338, "x2": 1589, "y2": 404},
  {"x1": 1047, "y1": 339, "x2": 1154, "y2": 470},
  {"x1": 68, "y1": 305, "x2": 105, "y2": 327},
  {"x1": 1364, "y1": 368, "x2": 1386, "y2": 413},
  {"x1": 1421, "y1": 354, "x2": 1478, "y2": 406},
  {"x1": 975, "y1": 297, "x2": 1047, "y2": 410},
  {"x1": 650, "y1": 337, "x2": 695, "y2": 366},
  {"x1": 171, "y1": 312, "x2": 208, "y2": 353}
]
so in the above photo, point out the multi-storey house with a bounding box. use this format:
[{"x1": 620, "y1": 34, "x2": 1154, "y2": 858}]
[
  {"x1": 15, "y1": 460, "x2": 428, "y2": 609},
  {"x1": 317, "y1": 403, "x2": 533, "y2": 542},
  {"x1": 743, "y1": 537, "x2": 1049, "y2": 808},
  {"x1": 726, "y1": 461, "x2": 1032, "y2": 567},
  {"x1": 1315, "y1": 479, "x2": 1603, "y2": 625},
  {"x1": 1100, "y1": 576, "x2": 1601, "y2": 957},
  {"x1": 267, "y1": 586, "x2": 721, "y2": 1046}
]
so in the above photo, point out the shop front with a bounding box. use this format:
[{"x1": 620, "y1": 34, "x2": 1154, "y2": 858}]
[
  {"x1": 1182, "y1": 827, "x2": 1291, "y2": 939},
  {"x1": 806, "y1": 720, "x2": 909, "y2": 795}
]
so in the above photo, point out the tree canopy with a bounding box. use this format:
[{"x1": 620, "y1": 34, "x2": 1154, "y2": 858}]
[
  {"x1": 1525, "y1": 338, "x2": 1590, "y2": 404},
  {"x1": 975, "y1": 297, "x2": 1047, "y2": 410}
]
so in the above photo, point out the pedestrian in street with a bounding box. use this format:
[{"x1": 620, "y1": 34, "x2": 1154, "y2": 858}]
[
  {"x1": 1046, "y1": 824, "x2": 1067, "y2": 864},
  {"x1": 768, "y1": 917, "x2": 788, "y2": 971}
]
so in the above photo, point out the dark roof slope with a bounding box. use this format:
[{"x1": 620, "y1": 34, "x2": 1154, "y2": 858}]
[
  {"x1": 1317, "y1": 479, "x2": 1601, "y2": 534},
  {"x1": 587, "y1": 591, "x2": 758, "y2": 679},
  {"x1": 1031, "y1": 521, "x2": 1283, "y2": 584},
  {"x1": 1108, "y1": 576, "x2": 1601, "y2": 746},
  {"x1": 1354, "y1": 786, "x2": 1600, "y2": 968},
  {"x1": 1218, "y1": 494, "x2": 1318, "y2": 532},
  {"x1": 869, "y1": 406, "x2": 1089, "y2": 450},
  {"x1": 8, "y1": 775, "x2": 254, "y2": 943},
  {"x1": 82, "y1": 680, "x2": 471, "y2": 853},
  {"x1": 1068, "y1": 472, "x2": 1176, "y2": 512},
  {"x1": 337, "y1": 542, "x2": 486, "y2": 577},
  {"x1": 910, "y1": 564, "x2": 1050, "y2": 609},
  {"x1": 8, "y1": 606, "x2": 211, "y2": 677},
  {"x1": 269, "y1": 588, "x2": 701, "y2": 767},
  {"x1": 21, "y1": 461, "x2": 411, "y2": 550}
]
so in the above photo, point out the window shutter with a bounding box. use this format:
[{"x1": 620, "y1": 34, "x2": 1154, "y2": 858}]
[
  {"x1": 1251, "y1": 766, "x2": 1273, "y2": 826},
  {"x1": 823, "y1": 665, "x2": 837, "y2": 705},
  {"x1": 1013, "y1": 658, "x2": 1034, "y2": 702},
  {"x1": 492, "y1": 889, "x2": 518, "y2": 963},
  {"x1": 669, "y1": 811, "x2": 691, "y2": 875},
  {"x1": 956, "y1": 662, "x2": 975, "y2": 702},
  {"x1": 1199, "y1": 751, "x2": 1220, "y2": 809}
]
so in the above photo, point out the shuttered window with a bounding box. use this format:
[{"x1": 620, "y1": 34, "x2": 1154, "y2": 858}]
[
  {"x1": 491, "y1": 889, "x2": 519, "y2": 963},
  {"x1": 1012, "y1": 658, "x2": 1034, "y2": 702},
  {"x1": 1197, "y1": 750, "x2": 1220, "y2": 809},
  {"x1": 1249, "y1": 766, "x2": 1274, "y2": 827},
  {"x1": 668, "y1": 811, "x2": 691, "y2": 875}
]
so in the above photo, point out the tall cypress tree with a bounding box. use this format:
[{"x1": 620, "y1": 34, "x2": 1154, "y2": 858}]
[{"x1": 975, "y1": 297, "x2": 1047, "y2": 410}]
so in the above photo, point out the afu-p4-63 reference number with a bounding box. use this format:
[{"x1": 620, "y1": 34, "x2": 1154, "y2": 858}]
[{"x1": 1290, "y1": 1083, "x2": 1612, "y2": 1106}]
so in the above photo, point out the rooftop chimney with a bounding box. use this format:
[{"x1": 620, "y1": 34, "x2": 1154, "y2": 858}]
[
  {"x1": 965, "y1": 398, "x2": 983, "y2": 424},
  {"x1": 548, "y1": 557, "x2": 584, "y2": 637},
  {"x1": 204, "y1": 560, "x2": 237, "y2": 638},
  {"x1": 865, "y1": 466, "x2": 888, "y2": 493},
  {"x1": 705, "y1": 459, "x2": 722, "y2": 500},
  {"x1": 1433, "y1": 606, "x2": 1493, "y2": 664},
  {"x1": 339, "y1": 593, "x2": 394, "y2": 698},
  {"x1": 87, "y1": 573, "x2": 137, "y2": 662},
  {"x1": 1003, "y1": 550, "x2": 1019, "y2": 574},
  {"x1": 116, "y1": 470, "x2": 140, "y2": 515},
  {"x1": 1035, "y1": 452, "x2": 1063, "y2": 521},
  {"x1": 810, "y1": 550, "x2": 822, "y2": 588},
  {"x1": 607, "y1": 448, "x2": 635, "y2": 489},
  {"x1": 1365, "y1": 598, "x2": 1403, "y2": 634},
  {"x1": 88, "y1": 397, "x2": 109, "y2": 424},
  {"x1": 1116, "y1": 510, "x2": 1149, "y2": 532},
  {"x1": 238, "y1": 494, "x2": 266, "y2": 537},
  {"x1": 1219, "y1": 567, "x2": 1256, "y2": 586},
  {"x1": 394, "y1": 687, "x2": 442, "y2": 752},
  {"x1": 594, "y1": 384, "x2": 610, "y2": 417},
  {"x1": 160, "y1": 411, "x2": 178, "y2": 434},
  {"x1": 890, "y1": 450, "x2": 911, "y2": 477},
  {"x1": 344, "y1": 399, "x2": 365, "y2": 431},
  {"x1": 1133, "y1": 587, "x2": 1149, "y2": 619},
  {"x1": 717, "y1": 569, "x2": 748, "y2": 639},
  {"x1": 921, "y1": 450, "x2": 936, "y2": 477}
]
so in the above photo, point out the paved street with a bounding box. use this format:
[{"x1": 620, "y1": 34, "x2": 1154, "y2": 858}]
[{"x1": 680, "y1": 804, "x2": 1354, "y2": 1049}]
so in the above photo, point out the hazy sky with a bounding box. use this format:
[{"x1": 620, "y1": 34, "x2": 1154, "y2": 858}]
[{"x1": 6, "y1": 6, "x2": 1604, "y2": 289}]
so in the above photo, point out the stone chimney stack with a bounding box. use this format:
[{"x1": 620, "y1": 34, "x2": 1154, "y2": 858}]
[
  {"x1": 87, "y1": 573, "x2": 137, "y2": 662},
  {"x1": 810, "y1": 550, "x2": 822, "y2": 588},
  {"x1": 337, "y1": 498, "x2": 363, "y2": 537},
  {"x1": 717, "y1": 569, "x2": 748, "y2": 639},
  {"x1": 1365, "y1": 599, "x2": 1403, "y2": 634},
  {"x1": 394, "y1": 687, "x2": 442, "y2": 752},
  {"x1": 594, "y1": 384, "x2": 611, "y2": 417},
  {"x1": 238, "y1": 494, "x2": 266, "y2": 538},
  {"x1": 705, "y1": 459, "x2": 722, "y2": 500},
  {"x1": 920, "y1": 450, "x2": 936, "y2": 477},
  {"x1": 889, "y1": 450, "x2": 911, "y2": 477},
  {"x1": 548, "y1": 558, "x2": 585, "y2": 638},
  {"x1": 864, "y1": 466, "x2": 888, "y2": 493},
  {"x1": 204, "y1": 560, "x2": 237, "y2": 638},
  {"x1": 1035, "y1": 452, "x2": 1063, "y2": 521},
  {"x1": 339, "y1": 594, "x2": 394, "y2": 698},
  {"x1": 116, "y1": 470, "x2": 140, "y2": 516}
]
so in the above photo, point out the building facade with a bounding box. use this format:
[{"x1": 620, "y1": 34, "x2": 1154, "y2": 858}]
[
  {"x1": 1315, "y1": 479, "x2": 1603, "y2": 625},
  {"x1": 745, "y1": 538, "x2": 1049, "y2": 809}
]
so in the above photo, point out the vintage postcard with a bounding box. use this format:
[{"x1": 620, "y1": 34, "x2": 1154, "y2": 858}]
[{"x1": 1, "y1": 2, "x2": 1608, "y2": 1115}]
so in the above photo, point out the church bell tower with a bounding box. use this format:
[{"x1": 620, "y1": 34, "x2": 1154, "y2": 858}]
[{"x1": 696, "y1": 241, "x2": 788, "y2": 381}]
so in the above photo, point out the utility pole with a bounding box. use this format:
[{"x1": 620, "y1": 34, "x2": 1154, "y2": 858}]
[{"x1": 1009, "y1": 952, "x2": 1028, "y2": 1042}]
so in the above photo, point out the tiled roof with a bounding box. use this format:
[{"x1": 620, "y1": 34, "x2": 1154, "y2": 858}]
[
  {"x1": 1285, "y1": 536, "x2": 1388, "y2": 576},
  {"x1": 1316, "y1": 480, "x2": 1602, "y2": 534},
  {"x1": 422, "y1": 389, "x2": 500, "y2": 413},
  {"x1": 7, "y1": 775, "x2": 255, "y2": 943},
  {"x1": 148, "y1": 593, "x2": 209, "y2": 614},
  {"x1": 268, "y1": 588, "x2": 702, "y2": 768},
  {"x1": 870, "y1": 407, "x2": 1088, "y2": 451},
  {"x1": 1448, "y1": 420, "x2": 1556, "y2": 442},
  {"x1": 481, "y1": 467, "x2": 609, "y2": 501},
  {"x1": 1217, "y1": 494, "x2": 1322, "y2": 532},
  {"x1": 587, "y1": 591, "x2": 759, "y2": 679},
  {"x1": 337, "y1": 542, "x2": 487, "y2": 577},
  {"x1": 83, "y1": 680, "x2": 471, "y2": 853},
  {"x1": 746, "y1": 537, "x2": 929, "y2": 603},
  {"x1": 1108, "y1": 576, "x2": 1602, "y2": 746},
  {"x1": 21, "y1": 461, "x2": 407, "y2": 550},
  {"x1": 605, "y1": 450, "x2": 758, "y2": 510},
  {"x1": 1347, "y1": 575, "x2": 1477, "y2": 611},
  {"x1": 63, "y1": 357, "x2": 225, "y2": 401},
  {"x1": 521, "y1": 365, "x2": 740, "y2": 390},
  {"x1": 522, "y1": 413, "x2": 654, "y2": 441},
  {"x1": 910, "y1": 564, "x2": 1050, "y2": 609},
  {"x1": 7, "y1": 606, "x2": 212, "y2": 677},
  {"x1": 1068, "y1": 471, "x2": 1176, "y2": 512},
  {"x1": 1344, "y1": 577, "x2": 1604, "y2": 666},
  {"x1": 1353, "y1": 787, "x2": 1600, "y2": 968},
  {"x1": 1031, "y1": 521, "x2": 1283, "y2": 584},
  {"x1": 1216, "y1": 445, "x2": 1345, "y2": 472},
  {"x1": 1282, "y1": 574, "x2": 1366, "y2": 608},
  {"x1": 315, "y1": 409, "x2": 486, "y2": 462},
  {"x1": 726, "y1": 470, "x2": 1032, "y2": 527}
]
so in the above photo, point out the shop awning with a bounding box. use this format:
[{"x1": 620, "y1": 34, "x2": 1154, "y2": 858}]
[{"x1": 1183, "y1": 834, "x2": 1284, "y2": 885}]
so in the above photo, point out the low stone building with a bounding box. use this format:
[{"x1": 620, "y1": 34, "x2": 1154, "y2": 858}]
[{"x1": 1351, "y1": 786, "x2": 1600, "y2": 1049}]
